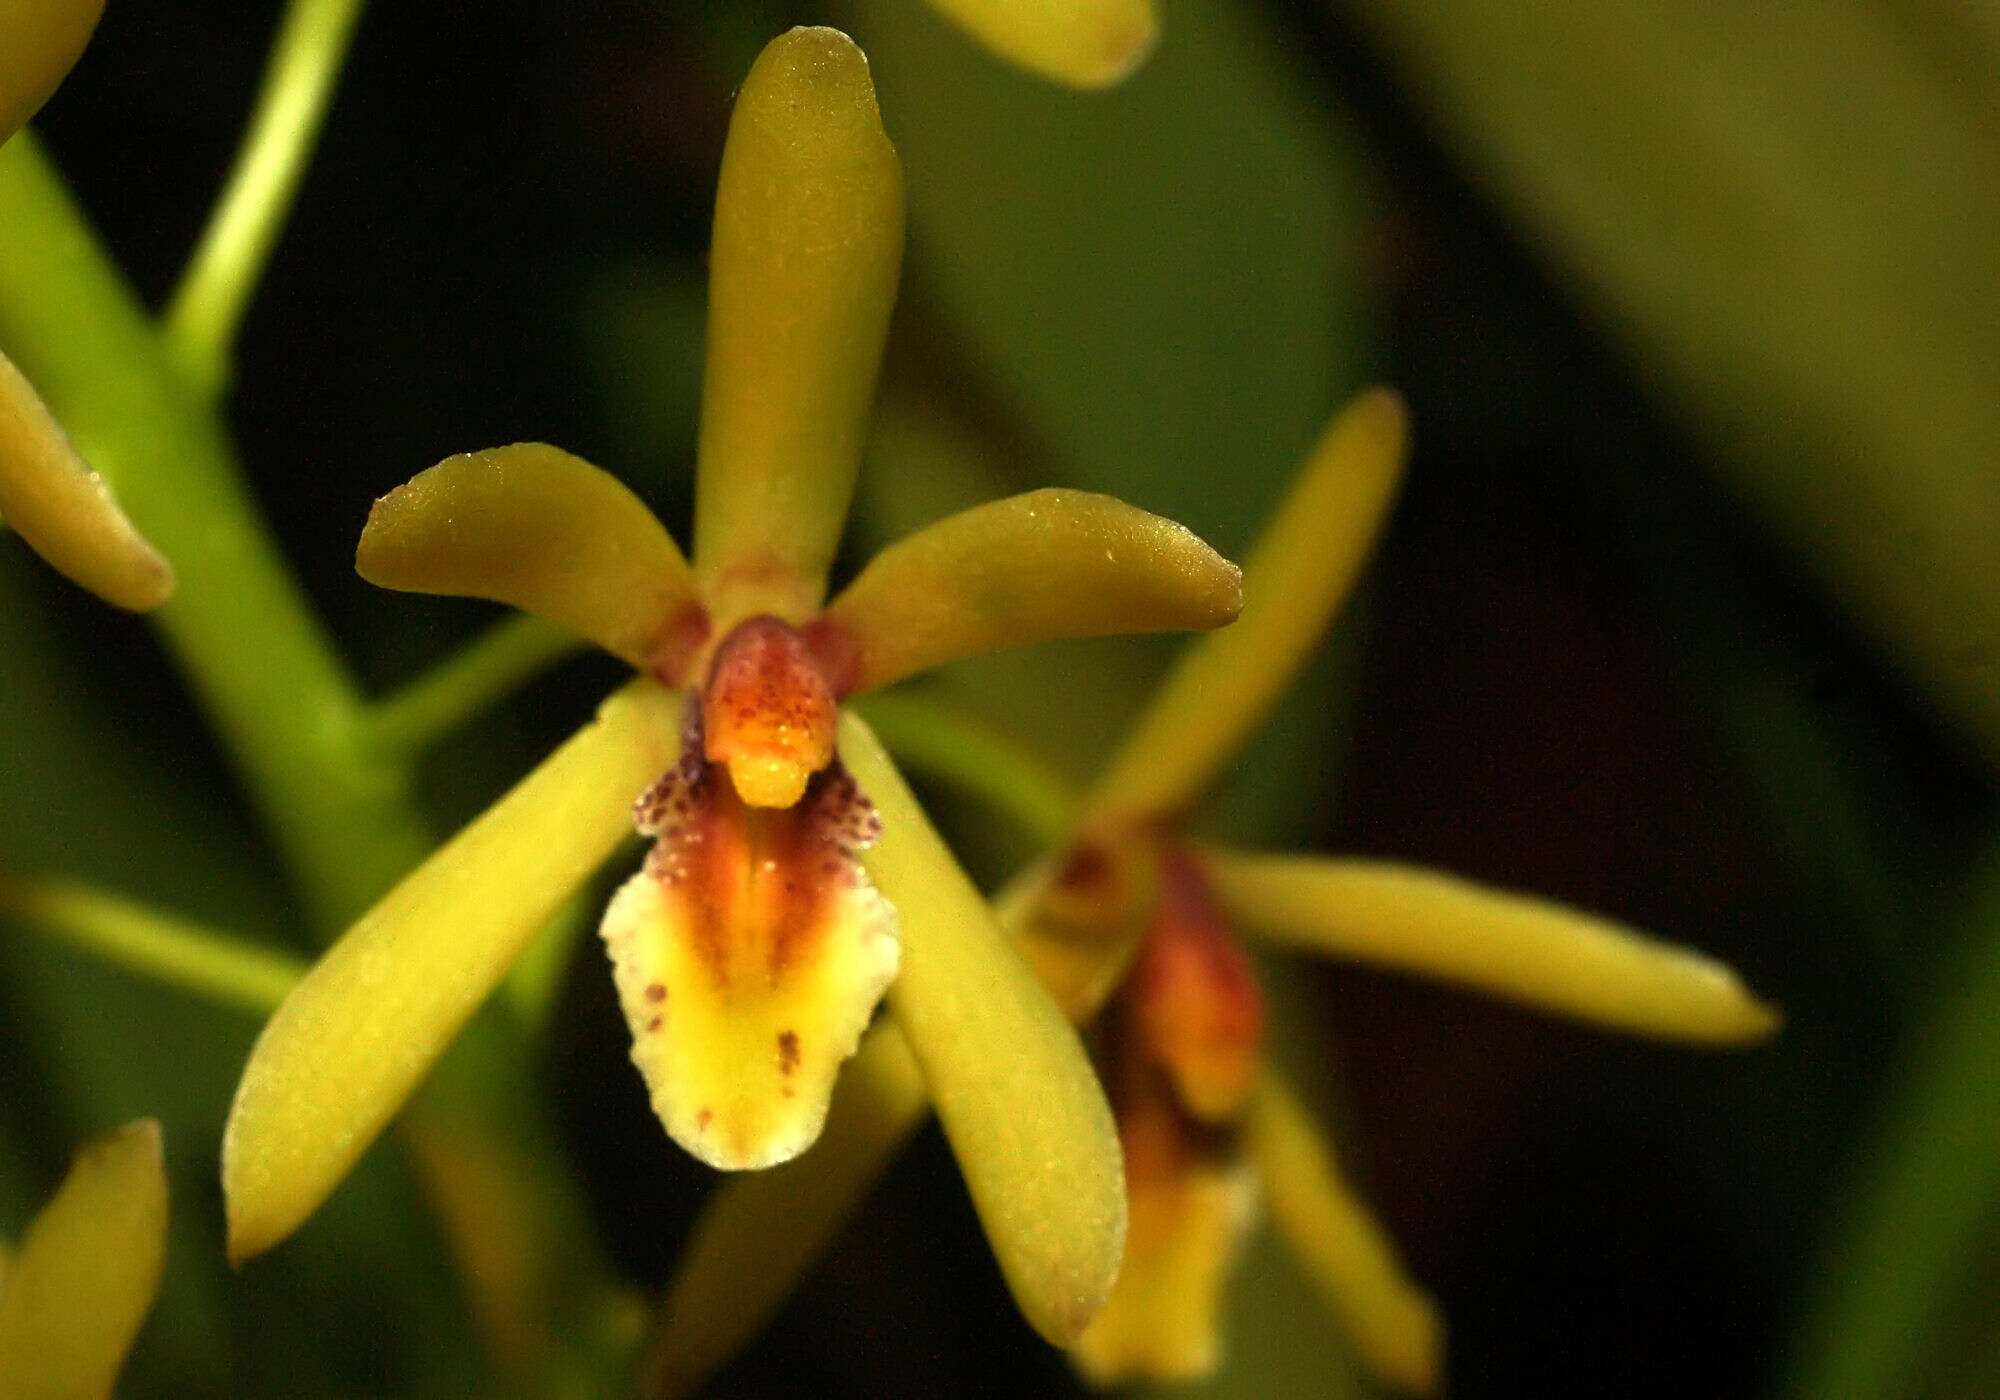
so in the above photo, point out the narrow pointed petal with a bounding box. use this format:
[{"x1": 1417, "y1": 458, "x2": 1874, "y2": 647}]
[
  {"x1": 224, "y1": 681, "x2": 680, "y2": 1263},
  {"x1": 693, "y1": 28, "x2": 904, "y2": 624},
  {"x1": 813, "y1": 489, "x2": 1241, "y2": 696},
  {"x1": 919, "y1": 0, "x2": 1157, "y2": 89},
  {"x1": 1086, "y1": 389, "x2": 1407, "y2": 824},
  {"x1": 357, "y1": 443, "x2": 702, "y2": 674},
  {"x1": 0, "y1": 1120, "x2": 167, "y2": 1400},
  {"x1": 646, "y1": 1024, "x2": 928, "y2": 1398},
  {"x1": 0, "y1": 0, "x2": 103, "y2": 141},
  {"x1": 0, "y1": 349, "x2": 173, "y2": 610},
  {"x1": 1206, "y1": 850, "x2": 1781, "y2": 1044},
  {"x1": 602, "y1": 761, "x2": 898, "y2": 1170},
  {"x1": 1250, "y1": 1073, "x2": 1442, "y2": 1396},
  {"x1": 841, "y1": 713, "x2": 1126, "y2": 1344}
]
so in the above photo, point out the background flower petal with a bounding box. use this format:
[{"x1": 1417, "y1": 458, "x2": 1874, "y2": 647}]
[
  {"x1": 917, "y1": 0, "x2": 1157, "y2": 89},
  {"x1": 841, "y1": 712, "x2": 1126, "y2": 1345},
  {"x1": 1251, "y1": 1073, "x2": 1442, "y2": 1396},
  {"x1": 357, "y1": 443, "x2": 699, "y2": 674},
  {"x1": 222, "y1": 681, "x2": 680, "y2": 1263},
  {"x1": 0, "y1": 0, "x2": 103, "y2": 143},
  {"x1": 0, "y1": 350, "x2": 173, "y2": 610},
  {"x1": 1206, "y1": 849, "x2": 1781, "y2": 1044},
  {"x1": 1084, "y1": 389, "x2": 1406, "y2": 825},
  {"x1": 814, "y1": 488, "x2": 1241, "y2": 696},
  {"x1": 0, "y1": 1119, "x2": 167, "y2": 1400},
  {"x1": 692, "y1": 27, "x2": 903, "y2": 625}
]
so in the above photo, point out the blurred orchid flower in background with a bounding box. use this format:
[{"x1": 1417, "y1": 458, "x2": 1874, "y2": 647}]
[
  {"x1": 0, "y1": 0, "x2": 173, "y2": 612},
  {"x1": 0, "y1": 1119, "x2": 168, "y2": 1400},
  {"x1": 919, "y1": 0, "x2": 1159, "y2": 88},
  {"x1": 648, "y1": 387, "x2": 1780, "y2": 1396},
  {"x1": 221, "y1": 25, "x2": 1244, "y2": 1349}
]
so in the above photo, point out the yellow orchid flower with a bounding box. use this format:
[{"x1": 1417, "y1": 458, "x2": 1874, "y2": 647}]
[
  {"x1": 0, "y1": 0, "x2": 174, "y2": 612},
  {"x1": 647, "y1": 387, "x2": 1780, "y2": 1397},
  {"x1": 221, "y1": 26, "x2": 1243, "y2": 1348},
  {"x1": 0, "y1": 1120, "x2": 169, "y2": 1400}
]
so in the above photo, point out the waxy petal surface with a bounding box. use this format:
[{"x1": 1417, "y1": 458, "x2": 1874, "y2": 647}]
[
  {"x1": 0, "y1": 1120, "x2": 166, "y2": 1400},
  {"x1": 0, "y1": 350, "x2": 173, "y2": 610},
  {"x1": 1088, "y1": 389, "x2": 1407, "y2": 823},
  {"x1": 0, "y1": 0, "x2": 103, "y2": 142},
  {"x1": 224, "y1": 682, "x2": 680, "y2": 1262},
  {"x1": 1251, "y1": 1073, "x2": 1442, "y2": 1395},
  {"x1": 841, "y1": 713, "x2": 1126, "y2": 1344},
  {"x1": 601, "y1": 760, "x2": 897, "y2": 1170},
  {"x1": 919, "y1": 0, "x2": 1157, "y2": 89},
  {"x1": 357, "y1": 443, "x2": 700, "y2": 673},
  {"x1": 693, "y1": 28, "x2": 903, "y2": 623},
  {"x1": 646, "y1": 1024, "x2": 928, "y2": 1398},
  {"x1": 815, "y1": 488, "x2": 1242, "y2": 696},
  {"x1": 1207, "y1": 851, "x2": 1780, "y2": 1044}
]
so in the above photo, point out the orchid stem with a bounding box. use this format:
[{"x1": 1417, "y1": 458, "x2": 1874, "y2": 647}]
[
  {"x1": 0, "y1": 874, "x2": 303, "y2": 1016},
  {"x1": 364, "y1": 613, "x2": 587, "y2": 758},
  {"x1": 162, "y1": 0, "x2": 368, "y2": 398}
]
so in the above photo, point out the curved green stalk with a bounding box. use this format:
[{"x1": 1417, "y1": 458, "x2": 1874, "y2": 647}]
[
  {"x1": 363, "y1": 613, "x2": 587, "y2": 759},
  {"x1": 162, "y1": 0, "x2": 368, "y2": 397}
]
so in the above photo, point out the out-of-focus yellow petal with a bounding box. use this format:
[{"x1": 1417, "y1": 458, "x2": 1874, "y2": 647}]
[
  {"x1": 1205, "y1": 849, "x2": 1782, "y2": 1044},
  {"x1": 813, "y1": 489, "x2": 1241, "y2": 696},
  {"x1": 1129, "y1": 852, "x2": 1263, "y2": 1124},
  {"x1": 0, "y1": 349, "x2": 173, "y2": 610},
  {"x1": 700, "y1": 617, "x2": 839, "y2": 808},
  {"x1": 223, "y1": 681, "x2": 680, "y2": 1263},
  {"x1": 841, "y1": 712, "x2": 1125, "y2": 1345},
  {"x1": 645, "y1": 1023, "x2": 927, "y2": 1399},
  {"x1": 357, "y1": 443, "x2": 702, "y2": 675},
  {"x1": 693, "y1": 28, "x2": 903, "y2": 625},
  {"x1": 919, "y1": 0, "x2": 1157, "y2": 89},
  {"x1": 0, "y1": 0, "x2": 102, "y2": 142},
  {"x1": 0, "y1": 1119, "x2": 167, "y2": 1400},
  {"x1": 1072, "y1": 1108, "x2": 1255, "y2": 1384},
  {"x1": 601, "y1": 762, "x2": 898, "y2": 1170},
  {"x1": 1250, "y1": 1073, "x2": 1442, "y2": 1396},
  {"x1": 1085, "y1": 389, "x2": 1407, "y2": 825},
  {"x1": 1005, "y1": 836, "x2": 1158, "y2": 1025}
]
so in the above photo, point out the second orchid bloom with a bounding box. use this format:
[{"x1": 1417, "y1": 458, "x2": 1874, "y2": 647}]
[{"x1": 223, "y1": 26, "x2": 1241, "y2": 1344}]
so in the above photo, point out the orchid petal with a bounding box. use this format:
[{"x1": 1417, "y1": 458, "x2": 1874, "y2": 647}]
[
  {"x1": 224, "y1": 681, "x2": 680, "y2": 1262},
  {"x1": 693, "y1": 28, "x2": 903, "y2": 624},
  {"x1": 601, "y1": 761, "x2": 898, "y2": 1169},
  {"x1": 1250, "y1": 1073, "x2": 1443, "y2": 1396},
  {"x1": 1206, "y1": 850, "x2": 1781, "y2": 1044},
  {"x1": 918, "y1": 0, "x2": 1157, "y2": 89},
  {"x1": 356, "y1": 443, "x2": 700, "y2": 674},
  {"x1": 645, "y1": 1024, "x2": 928, "y2": 1398},
  {"x1": 0, "y1": 350, "x2": 173, "y2": 610},
  {"x1": 0, "y1": 0, "x2": 102, "y2": 142},
  {"x1": 1086, "y1": 389, "x2": 1407, "y2": 824},
  {"x1": 841, "y1": 712, "x2": 1126, "y2": 1344},
  {"x1": 0, "y1": 1120, "x2": 167, "y2": 1400},
  {"x1": 814, "y1": 489, "x2": 1241, "y2": 696}
]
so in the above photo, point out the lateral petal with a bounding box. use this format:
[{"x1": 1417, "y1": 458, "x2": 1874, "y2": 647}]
[
  {"x1": 0, "y1": 349, "x2": 173, "y2": 610},
  {"x1": 1205, "y1": 849, "x2": 1781, "y2": 1044},
  {"x1": 918, "y1": 0, "x2": 1157, "y2": 89},
  {"x1": 0, "y1": 0, "x2": 103, "y2": 141},
  {"x1": 0, "y1": 1120, "x2": 167, "y2": 1400},
  {"x1": 693, "y1": 28, "x2": 903, "y2": 624},
  {"x1": 841, "y1": 712, "x2": 1126, "y2": 1345},
  {"x1": 813, "y1": 488, "x2": 1241, "y2": 696},
  {"x1": 223, "y1": 681, "x2": 680, "y2": 1262},
  {"x1": 1250, "y1": 1072, "x2": 1442, "y2": 1396},
  {"x1": 357, "y1": 443, "x2": 701, "y2": 674},
  {"x1": 601, "y1": 759, "x2": 899, "y2": 1170},
  {"x1": 1086, "y1": 389, "x2": 1407, "y2": 824}
]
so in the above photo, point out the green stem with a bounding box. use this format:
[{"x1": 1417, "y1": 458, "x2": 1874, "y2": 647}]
[
  {"x1": 854, "y1": 689, "x2": 1077, "y2": 847},
  {"x1": 363, "y1": 613, "x2": 587, "y2": 758},
  {"x1": 161, "y1": 0, "x2": 368, "y2": 398},
  {"x1": 1782, "y1": 839, "x2": 2000, "y2": 1399},
  {"x1": 0, "y1": 875, "x2": 303, "y2": 1016}
]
